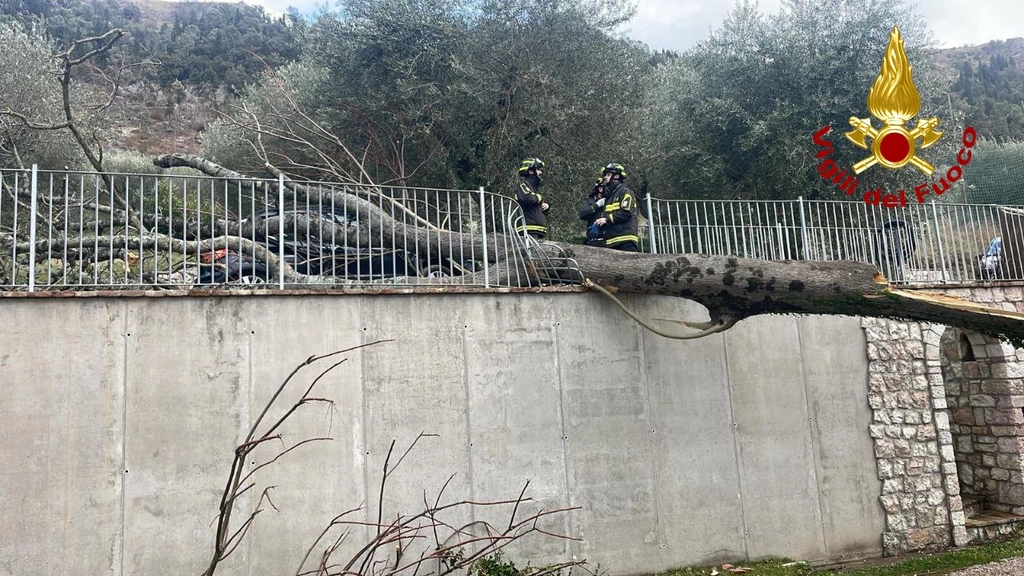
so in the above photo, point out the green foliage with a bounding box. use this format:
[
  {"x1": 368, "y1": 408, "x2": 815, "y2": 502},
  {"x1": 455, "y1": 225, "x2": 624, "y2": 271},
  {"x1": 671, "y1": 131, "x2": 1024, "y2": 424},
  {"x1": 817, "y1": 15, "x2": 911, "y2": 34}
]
[
  {"x1": 436, "y1": 548, "x2": 576, "y2": 576},
  {"x1": 152, "y1": 2, "x2": 302, "y2": 94},
  {"x1": 202, "y1": 60, "x2": 333, "y2": 175},
  {"x1": 470, "y1": 551, "x2": 526, "y2": 576},
  {"x1": 0, "y1": 23, "x2": 88, "y2": 170},
  {"x1": 1, "y1": 0, "x2": 304, "y2": 97},
  {"x1": 949, "y1": 40, "x2": 1024, "y2": 142},
  {"x1": 101, "y1": 149, "x2": 164, "y2": 175},
  {"x1": 205, "y1": 0, "x2": 654, "y2": 238},
  {"x1": 637, "y1": 0, "x2": 953, "y2": 201},
  {"x1": 7, "y1": 0, "x2": 1024, "y2": 225},
  {"x1": 961, "y1": 139, "x2": 1024, "y2": 205}
]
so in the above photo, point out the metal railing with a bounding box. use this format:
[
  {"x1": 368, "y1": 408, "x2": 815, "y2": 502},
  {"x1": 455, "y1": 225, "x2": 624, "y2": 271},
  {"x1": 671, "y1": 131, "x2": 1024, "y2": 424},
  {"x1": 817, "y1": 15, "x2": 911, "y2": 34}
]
[
  {"x1": 7, "y1": 165, "x2": 1017, "y2": 291},
  {"x1": 644, "y1": 195, "x2": 1024, "y2": 285},
  {"x1": 0, "y1": 166, "x2": 582, "y2": 291}
]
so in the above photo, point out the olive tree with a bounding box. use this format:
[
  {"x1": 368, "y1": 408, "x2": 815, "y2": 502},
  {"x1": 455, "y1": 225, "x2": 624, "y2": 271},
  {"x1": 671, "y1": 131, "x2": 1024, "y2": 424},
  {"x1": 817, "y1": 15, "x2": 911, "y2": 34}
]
[
  {"x1": 5, "y1": 18, "x2": 1022, "y2": 346},
  {"x1": 638, "y1": 0, "x2": 955, "y2": 201},
  {"x1": 202, "y1": 0, "x2": 655, "y2": 238},
  {"x1": 0, "y1": 23, "x2": 88, "y2": 169}
]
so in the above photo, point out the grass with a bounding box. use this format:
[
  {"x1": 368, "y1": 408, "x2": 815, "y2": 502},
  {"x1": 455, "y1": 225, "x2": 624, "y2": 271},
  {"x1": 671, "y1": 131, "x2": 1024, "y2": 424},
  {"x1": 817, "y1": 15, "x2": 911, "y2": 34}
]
[{"x1": 656, "y1": 532, "x2": 1024, "y2": 576}]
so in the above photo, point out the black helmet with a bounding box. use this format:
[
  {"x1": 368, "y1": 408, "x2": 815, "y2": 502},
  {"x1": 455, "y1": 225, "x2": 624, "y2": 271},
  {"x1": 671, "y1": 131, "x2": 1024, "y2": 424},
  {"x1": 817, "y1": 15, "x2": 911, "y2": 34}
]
[
  {"x1": 518, "y1": 158, "x2": 545, "y2": 175},
  {"x1": 602, "y1": 163, "x2": 627, "y2": 180}
]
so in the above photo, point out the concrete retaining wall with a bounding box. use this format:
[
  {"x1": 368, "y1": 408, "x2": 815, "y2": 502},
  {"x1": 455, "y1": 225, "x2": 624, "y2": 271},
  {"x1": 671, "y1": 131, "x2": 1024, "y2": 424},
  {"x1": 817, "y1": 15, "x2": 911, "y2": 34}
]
[{"x1": 0, "y1": 293, "x2": 885, "y2": 575}]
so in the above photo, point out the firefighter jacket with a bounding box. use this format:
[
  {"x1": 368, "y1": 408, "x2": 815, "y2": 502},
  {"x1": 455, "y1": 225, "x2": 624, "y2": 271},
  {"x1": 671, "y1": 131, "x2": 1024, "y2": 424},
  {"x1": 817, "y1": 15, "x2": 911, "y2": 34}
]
[
  {"x1": 515, "y1": 175, "x2": 548, "y2": 238},
  {"x1": 578, "y1": 186, "x2": 606, "y2": 245},
  {"x1": 601, "y1": 180, "x2": 638, "y2": 248}
]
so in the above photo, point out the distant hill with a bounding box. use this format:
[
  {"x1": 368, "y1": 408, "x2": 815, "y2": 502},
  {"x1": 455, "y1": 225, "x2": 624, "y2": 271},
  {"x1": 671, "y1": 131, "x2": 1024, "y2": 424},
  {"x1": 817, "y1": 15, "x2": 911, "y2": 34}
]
[
  {"x1": 4, "y1": 0, "x2": 1024, "y2": 155},
  {"x1": 123, "y1": 0, "x2": 178, "y2": 26},
  {"x1": 934, "y1": 38, "x2": 1024, "y2": 142},
  {"x1": 2, "y1": 0, "x2": 303, "y2": 153}
]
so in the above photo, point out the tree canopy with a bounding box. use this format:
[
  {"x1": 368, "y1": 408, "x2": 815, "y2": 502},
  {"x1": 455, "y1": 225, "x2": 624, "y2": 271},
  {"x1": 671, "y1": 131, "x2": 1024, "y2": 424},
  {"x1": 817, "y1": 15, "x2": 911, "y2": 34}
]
[
  {"x1": 200, "y1": 0, "x2": 999, "y2": 228},
  {"x1": 4, "y1": 0, "x2": 1024, "y2": 222},
  {"x1": 637, "y1": 0, "x2": 957, "y2": 201},
  {"x1": 0, "y1": 23, "x2": 90, "y2": 170},
  {"x1": 2, "y1": 0, "x2": 304, "y2": 96},
  {"x1": 203, "y1": 0, "x2": 654, "y2": 239}
]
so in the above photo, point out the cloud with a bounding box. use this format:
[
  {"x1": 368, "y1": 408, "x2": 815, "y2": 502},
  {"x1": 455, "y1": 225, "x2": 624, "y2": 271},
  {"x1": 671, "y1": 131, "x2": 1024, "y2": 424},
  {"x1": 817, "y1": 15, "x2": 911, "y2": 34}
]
[
  {"x1": 623, "y1": 0, "x2": 784, "y2": 52},
  {"x1": 915, "y1": 0, "x2": 1024, "y2": 48},
  {"x1": 623, "y1": 0, "x2": 1024, "y2": 53}
]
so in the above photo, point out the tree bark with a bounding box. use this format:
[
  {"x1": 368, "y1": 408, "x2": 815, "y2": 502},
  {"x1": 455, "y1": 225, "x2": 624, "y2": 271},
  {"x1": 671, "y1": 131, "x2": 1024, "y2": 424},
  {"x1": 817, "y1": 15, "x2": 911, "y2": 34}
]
[
  {"x1": 554, "y1": 244, "x2": 1024, "y2": 346},
  {"x1": 152, "y1": 152, "x2": 514, "y2": 261},
  {"x1": 149, "y1": 153, "x2": 1024, "y2": 346}
]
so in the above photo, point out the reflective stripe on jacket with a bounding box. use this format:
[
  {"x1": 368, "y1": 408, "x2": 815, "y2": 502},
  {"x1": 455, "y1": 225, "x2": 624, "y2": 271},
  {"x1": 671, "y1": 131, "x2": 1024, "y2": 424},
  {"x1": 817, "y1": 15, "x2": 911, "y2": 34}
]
[
  {"x1": 602, "y1": 180, "x2": 637, "y2": 247},
  {"x1": 515, "y1": 180, "x2": 548, "y2": 237}
]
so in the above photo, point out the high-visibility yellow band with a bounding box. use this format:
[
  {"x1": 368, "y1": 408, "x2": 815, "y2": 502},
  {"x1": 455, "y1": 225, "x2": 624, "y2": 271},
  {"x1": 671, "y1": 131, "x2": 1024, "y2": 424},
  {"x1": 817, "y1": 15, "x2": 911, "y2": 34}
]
[
  {"x1": 605, "y1": 234, "x2": 639, "y2": 246},
  {"x1": 516, "y1": 225, "x2": 548, "y2": 233},
  {"x1": 604, "y1": 202, "x2": 621, "y2": 211}
]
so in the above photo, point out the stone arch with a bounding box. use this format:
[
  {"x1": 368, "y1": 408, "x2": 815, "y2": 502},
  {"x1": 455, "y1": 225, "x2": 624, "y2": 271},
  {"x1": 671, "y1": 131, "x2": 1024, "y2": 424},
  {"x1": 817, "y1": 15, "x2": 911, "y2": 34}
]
[
  {"x1": 943, "y1": 329, "x2": 1015, "y2": 365},
  {"x1": 939, "y1": 326, "x2": 1024, "y2": 538}
]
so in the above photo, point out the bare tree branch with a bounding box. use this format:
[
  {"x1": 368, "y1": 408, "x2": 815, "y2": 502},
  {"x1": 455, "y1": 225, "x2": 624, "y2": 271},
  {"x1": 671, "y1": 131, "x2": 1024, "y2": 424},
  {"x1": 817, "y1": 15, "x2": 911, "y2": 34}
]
[{"x1": 202, "y1": 342, "x2": 390, "y2": 576}]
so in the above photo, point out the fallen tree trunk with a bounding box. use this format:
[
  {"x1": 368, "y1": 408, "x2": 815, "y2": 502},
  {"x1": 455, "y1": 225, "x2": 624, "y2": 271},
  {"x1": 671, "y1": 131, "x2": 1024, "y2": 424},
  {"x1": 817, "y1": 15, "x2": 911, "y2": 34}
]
[
  {"x1": 150, "y1": 154, "x2": 1024, "y2": 345},
  {"x1": 555, "y1": 244, "x2": 1024, "y2": 346},
  {"x1": 153, "y1": 152, "x2": 519, "y2": 263}
]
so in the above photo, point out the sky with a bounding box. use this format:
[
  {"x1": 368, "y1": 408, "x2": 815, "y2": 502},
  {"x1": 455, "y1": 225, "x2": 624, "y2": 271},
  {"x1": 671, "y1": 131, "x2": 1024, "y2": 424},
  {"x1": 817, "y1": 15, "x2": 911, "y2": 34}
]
[
  {"x1": 624, "y1": 0, "x2": 1024, "y2": 51},
  {"x1": 224, "y1": 0, "x2": 1024, "y2": 52}
]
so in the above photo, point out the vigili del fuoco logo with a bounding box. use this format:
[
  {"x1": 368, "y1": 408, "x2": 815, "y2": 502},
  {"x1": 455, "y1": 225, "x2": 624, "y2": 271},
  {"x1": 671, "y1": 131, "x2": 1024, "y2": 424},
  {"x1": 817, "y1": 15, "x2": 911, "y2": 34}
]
[{"x1": 812, "y1": 26, "x2": 977, "y2": 208}]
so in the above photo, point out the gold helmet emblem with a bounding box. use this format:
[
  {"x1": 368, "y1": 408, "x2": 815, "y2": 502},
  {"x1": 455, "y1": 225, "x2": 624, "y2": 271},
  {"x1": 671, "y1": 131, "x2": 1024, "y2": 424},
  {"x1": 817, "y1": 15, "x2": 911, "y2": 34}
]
[{"x1": 845, "y1": 26, "x2": 943, "y2": 175}]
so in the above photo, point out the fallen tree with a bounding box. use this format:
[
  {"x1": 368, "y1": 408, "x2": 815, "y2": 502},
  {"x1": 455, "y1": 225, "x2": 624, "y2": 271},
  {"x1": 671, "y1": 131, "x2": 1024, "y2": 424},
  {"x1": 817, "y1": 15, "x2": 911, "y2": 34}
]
[
  {"x1": 148, "y1": 153, "x2": 1024, "y2": 347},
  {"x1": 4, "y1": 28, "x2": 1023, "y2": 347},
  {"x1": 3, "y1": 147, "x2": 1021, "y2": 345}
]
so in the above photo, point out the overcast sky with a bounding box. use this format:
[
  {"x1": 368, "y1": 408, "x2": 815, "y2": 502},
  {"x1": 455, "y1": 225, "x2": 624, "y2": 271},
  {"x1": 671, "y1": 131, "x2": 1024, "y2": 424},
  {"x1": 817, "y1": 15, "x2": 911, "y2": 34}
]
[{"x1": 227, "y1": 0, "x2": 1023, "y2": 51}]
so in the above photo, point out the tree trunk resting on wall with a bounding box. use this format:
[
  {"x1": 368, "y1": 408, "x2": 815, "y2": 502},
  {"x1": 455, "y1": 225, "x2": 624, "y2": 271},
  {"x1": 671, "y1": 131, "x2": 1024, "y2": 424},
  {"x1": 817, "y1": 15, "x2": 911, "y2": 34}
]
[{"x1": 153, "y1": 153, "x2": 1024, "y2": 346}]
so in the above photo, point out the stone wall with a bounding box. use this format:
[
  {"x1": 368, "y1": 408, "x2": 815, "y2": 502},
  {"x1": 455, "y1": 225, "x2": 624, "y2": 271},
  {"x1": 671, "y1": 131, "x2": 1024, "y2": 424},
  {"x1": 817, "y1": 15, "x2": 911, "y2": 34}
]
[
  {"x1": 862, "y1": 319, "x2": 962, "y2": 554},
  {"x1": 941, "y1": 329, "x2": 1024, "y2": 514},
  {"x1": 862, "y1": 282, "x2": 1024, "y2": 554}
]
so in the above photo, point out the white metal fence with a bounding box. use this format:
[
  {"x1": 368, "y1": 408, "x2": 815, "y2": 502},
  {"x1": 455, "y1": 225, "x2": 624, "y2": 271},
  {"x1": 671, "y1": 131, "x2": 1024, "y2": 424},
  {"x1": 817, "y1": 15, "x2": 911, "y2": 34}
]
[
  {"x1": 4, "y1": 166, "x2": 1020, "y2": 291},
  {"x1": 0, "y1": 166, "x2": 580, "y2": 291},
  {"x1": 643, "y1": 195, "x2": 1024, "y2": 285}
]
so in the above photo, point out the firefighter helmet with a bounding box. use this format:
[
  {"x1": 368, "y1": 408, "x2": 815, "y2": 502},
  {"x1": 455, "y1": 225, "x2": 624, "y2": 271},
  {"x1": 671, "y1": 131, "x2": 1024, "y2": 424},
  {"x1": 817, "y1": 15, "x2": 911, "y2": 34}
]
[
  {"x1": 602, "y1": 163, "x2": 627, "y2": 179},
  {"x1": 518, "y1": 158, "x2": 546, "y2": 175}
]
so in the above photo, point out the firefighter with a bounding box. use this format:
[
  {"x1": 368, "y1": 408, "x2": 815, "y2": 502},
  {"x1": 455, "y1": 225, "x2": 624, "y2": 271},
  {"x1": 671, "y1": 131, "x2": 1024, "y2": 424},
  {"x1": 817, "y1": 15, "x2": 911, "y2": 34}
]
[
  {"x1": 515, "y1": 157, "x2": 550, "y2": 239},
  {"x1": 578, "y1": 176, "x2": 608, "y2": 247},
  {"x1": 594, "y1": 163, "x2": 639, "y2": 252}
]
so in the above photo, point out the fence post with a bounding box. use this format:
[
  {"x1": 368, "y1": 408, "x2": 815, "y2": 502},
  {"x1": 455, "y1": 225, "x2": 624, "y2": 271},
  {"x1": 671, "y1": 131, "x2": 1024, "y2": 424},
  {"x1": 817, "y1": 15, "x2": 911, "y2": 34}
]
[
  {"x1": 278, "y1": 174, "x2": 286, "y2": 290},
  {"x1": 645, "y1": 192, "x2": 657, "y2": 254},
  {"x1": 479, "y1": 186, "x2": 490, "y2": 288},
  {"x1": 931, "y1": 200, "x2": 948, "y2": 283},
  {"x1": 28, "y1": 164, "x2": 38, "y2": 292},
  {"x1": 798, "y1": 195, "x2": 808, "y2": 260}
]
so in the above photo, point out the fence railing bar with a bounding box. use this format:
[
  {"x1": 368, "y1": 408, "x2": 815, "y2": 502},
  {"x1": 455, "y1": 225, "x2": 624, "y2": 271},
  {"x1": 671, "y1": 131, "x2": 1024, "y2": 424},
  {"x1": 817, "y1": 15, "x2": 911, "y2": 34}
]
[
  {"x1": 9, "y1": 167, "x2": 1024, "y2": 291},
  {"x1": 27, "y1": 165, "x2": 38, "y2": 292}
]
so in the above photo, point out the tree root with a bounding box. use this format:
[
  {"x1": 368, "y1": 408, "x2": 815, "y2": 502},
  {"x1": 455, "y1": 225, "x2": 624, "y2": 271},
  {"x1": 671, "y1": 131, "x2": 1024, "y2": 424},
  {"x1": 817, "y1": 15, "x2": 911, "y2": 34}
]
[{"x1": 583, "y1": 278, "x2": 738, "y2": 340}]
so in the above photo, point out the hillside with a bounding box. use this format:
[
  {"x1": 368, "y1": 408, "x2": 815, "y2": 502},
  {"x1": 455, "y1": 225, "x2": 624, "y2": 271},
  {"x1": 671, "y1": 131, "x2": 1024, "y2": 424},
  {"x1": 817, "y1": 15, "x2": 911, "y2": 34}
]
[
  {"x1": 934, "y1": 37, "x2": 1024, "y2": 142},
  {"x1": 123, "y1": 0, "x2": 178, "y2": 26},
  {"x1": 1, "y1": 0, "x2": 303, "y2": 154},
  {"x1": 4, "y1": 0, "x2": 1024, "y2": 156}
]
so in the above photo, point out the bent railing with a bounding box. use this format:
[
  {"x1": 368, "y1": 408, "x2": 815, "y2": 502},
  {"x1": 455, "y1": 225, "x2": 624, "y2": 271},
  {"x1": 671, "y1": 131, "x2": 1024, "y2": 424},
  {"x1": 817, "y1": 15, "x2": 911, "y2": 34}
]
[{"x1": 0, "y1": 166, "x2": 582, "y2": 291}]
